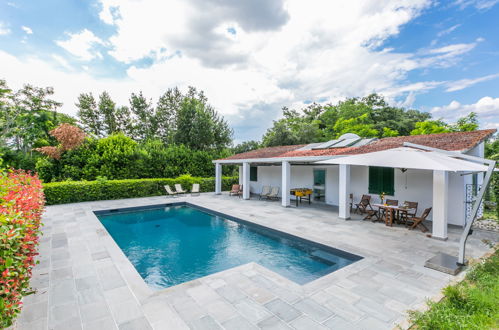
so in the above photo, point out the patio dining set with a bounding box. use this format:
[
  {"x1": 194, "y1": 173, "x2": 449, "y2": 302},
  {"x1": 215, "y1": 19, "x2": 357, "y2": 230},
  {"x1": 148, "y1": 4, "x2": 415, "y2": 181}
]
[{"x1": 352, "y1": 194, "x2": 432, "y2": 232}]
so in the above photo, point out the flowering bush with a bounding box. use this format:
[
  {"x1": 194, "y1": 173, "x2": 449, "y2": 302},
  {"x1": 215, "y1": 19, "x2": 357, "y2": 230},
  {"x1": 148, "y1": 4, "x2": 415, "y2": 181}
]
[
  {"x1": 34, "y1": 123, "x2": 86, "y2": 160},
  {"x1": 0, "y1": 170, "x2": 45, "y2": 328}
]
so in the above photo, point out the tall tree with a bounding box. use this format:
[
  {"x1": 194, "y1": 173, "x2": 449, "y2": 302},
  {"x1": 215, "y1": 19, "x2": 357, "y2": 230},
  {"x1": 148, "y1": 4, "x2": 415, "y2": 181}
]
[
  {"x1": 450, "y1": 112, "x2": 479, "y2": 132},
  {"x1": 98, "y1": 91, "x2": 118, "y2": 135},
  {"x1": 129, "y1": 92, "x2": 156, "y2": 140},
  {"x1": 155, "y1": 87, "x2": 183, "y2": 143},
  {"x1": 262, "y1": 94, "x2": 439, "y2": 147},
  {"x1": 233, "y1": 140, "x2": 261, "y2": 154},
  {"x1": 174, "y1": 92, "x2": 232, "y2": 150},
  {"x1": 0, "y1": 80, "x2": 76, "y2": 169},
  {"x1": 154, "y1": 86, "x2": 232, "y2": 150},
  {"x1": 74, "y1": 87, "x2": 232, "y2": 150},
  {"x1": 262, "y1": 106, "x2": 324, "y2": 147},
  {"x1": 76, "y1": 93, "x2": 101, "y2": 136},
  {"x1": 0, "y1": 79, "x2": 15, "y2": 146},
  {"x1": 333, "y1": 113, "x2": 378, "y2": 138},
  {"x1": 410, "y1": 120, "x2": 450, "y2": 135},
  {"x1": 115, "y1": 105, "x2": 134, "y2": 135}
]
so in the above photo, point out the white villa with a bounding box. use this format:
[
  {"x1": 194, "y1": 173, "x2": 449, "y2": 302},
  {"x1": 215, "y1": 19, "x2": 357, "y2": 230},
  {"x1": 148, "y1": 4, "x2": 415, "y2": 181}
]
[{"x1": 213, "y1": 129, "x2": 496, "y2": 241}]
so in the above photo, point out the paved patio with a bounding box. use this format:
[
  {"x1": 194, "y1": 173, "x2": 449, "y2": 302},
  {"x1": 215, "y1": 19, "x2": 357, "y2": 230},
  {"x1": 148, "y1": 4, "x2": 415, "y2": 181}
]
[{"x1": 14, "y1": 193, "x2": 497, "y2": 330}]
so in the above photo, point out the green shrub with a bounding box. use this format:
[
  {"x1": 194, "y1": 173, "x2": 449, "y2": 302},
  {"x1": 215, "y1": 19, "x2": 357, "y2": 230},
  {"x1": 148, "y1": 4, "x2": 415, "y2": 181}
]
[
  {"x1": 43, "y1": 175, "x2": 238, "y2": 205},
  {"x1": 36, "y1": 135, "x2": 236, "y2": 182}
]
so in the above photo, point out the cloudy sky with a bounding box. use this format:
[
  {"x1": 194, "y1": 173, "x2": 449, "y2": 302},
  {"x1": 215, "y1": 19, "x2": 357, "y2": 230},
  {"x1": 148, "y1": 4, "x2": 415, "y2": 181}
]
[{"x1": 1, "y1": 0, "x2": 498, "y2": 142}]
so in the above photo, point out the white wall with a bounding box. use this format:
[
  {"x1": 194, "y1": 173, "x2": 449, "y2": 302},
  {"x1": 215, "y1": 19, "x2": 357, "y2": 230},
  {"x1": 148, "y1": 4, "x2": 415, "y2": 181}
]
[
  {"x1": 252, "y1": 162, "x2": 468, "y2": 226},
  {"x1": 343, "y1": 166, "x2": 466, "y2": 226},
  {"x1": 467, "y1": 142, "x2": 485, "y2": 158},
  {"x1": 250, "y1": 139, "x2": 491, "y2": 226},
  {"x1": 250, "y1": 165, "x2": 331, "y2": 204}
]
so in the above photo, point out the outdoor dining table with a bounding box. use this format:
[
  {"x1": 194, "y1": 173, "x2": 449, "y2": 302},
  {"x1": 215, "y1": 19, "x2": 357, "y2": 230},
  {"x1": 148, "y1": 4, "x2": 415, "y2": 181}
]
[{"x1": 371, "y1": 203, "x2": 413, "y2": 226}]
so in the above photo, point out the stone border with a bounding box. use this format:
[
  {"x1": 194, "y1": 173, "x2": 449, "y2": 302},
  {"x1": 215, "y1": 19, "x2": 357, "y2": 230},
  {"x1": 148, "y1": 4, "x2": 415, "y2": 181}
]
[{"x1": 473, "y1": 219, "x2": 499, "y2": 232}]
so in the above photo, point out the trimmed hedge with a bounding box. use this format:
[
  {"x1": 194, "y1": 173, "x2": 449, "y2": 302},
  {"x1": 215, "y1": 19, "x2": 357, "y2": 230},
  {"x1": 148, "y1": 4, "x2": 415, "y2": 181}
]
[{"x1": 42, "y1": 176, "x2": 238, "y2": 205}]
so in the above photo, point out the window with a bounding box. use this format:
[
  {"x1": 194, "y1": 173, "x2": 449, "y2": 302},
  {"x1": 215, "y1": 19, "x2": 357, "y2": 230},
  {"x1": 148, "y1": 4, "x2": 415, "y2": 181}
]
[
  {"x1": 313, "y1": 169, "x2": 326, "y2": 201},
  {"x1": 250, "y1": 166, "x2": 258, "y2": 182},
  {"x1": 368, "y1": 166, "x2": 394, "y2": 196},
  {"x1": 313, "y1": 169, "x2": 326, "y2": 186}
]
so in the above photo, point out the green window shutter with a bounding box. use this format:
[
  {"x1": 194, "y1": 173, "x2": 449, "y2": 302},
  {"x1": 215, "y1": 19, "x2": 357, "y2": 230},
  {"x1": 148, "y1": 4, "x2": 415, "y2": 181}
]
[
  {"x1": 250, "y1": 166, "x2": 258, "y2": 182},
  {"x1": 368, "y1": 166, "x2": 394, "y2": 195},
  {"x1": 382, "y1": 167, "x2": 395, "y2": 195},
  {"x1": 368, "y1": 167, "x2": 381, "y2": 194}
]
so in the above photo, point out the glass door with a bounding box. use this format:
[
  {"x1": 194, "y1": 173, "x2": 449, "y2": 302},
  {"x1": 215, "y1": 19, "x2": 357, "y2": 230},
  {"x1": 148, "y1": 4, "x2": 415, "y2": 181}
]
[{"x1": 313, "y1": 169, "x2": 326, "y2": 201}]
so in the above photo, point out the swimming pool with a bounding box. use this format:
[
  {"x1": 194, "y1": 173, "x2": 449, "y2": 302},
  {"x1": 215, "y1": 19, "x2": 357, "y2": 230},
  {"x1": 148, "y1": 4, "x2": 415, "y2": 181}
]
[{"x1": 95, "y1": 203, "x2": 361, "y2": 289}]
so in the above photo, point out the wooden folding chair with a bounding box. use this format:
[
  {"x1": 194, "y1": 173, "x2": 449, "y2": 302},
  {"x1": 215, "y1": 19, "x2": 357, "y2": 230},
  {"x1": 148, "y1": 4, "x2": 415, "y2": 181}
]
[
  {"x1": 400, "y1": 201, "x2": 418, "y2": 223},
  {"x1": 354, "y1": 195, "x2": 372, "y2": 214},
  {"x1": 406, "y1": 207, "x2": 432, "y2": 232}
]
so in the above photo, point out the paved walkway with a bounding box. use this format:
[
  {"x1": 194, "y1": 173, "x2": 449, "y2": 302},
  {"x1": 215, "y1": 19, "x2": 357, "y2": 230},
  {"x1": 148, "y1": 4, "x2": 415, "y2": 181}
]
[{"x1": 14, "y1": 194, "x2": 497, "y2": 330}]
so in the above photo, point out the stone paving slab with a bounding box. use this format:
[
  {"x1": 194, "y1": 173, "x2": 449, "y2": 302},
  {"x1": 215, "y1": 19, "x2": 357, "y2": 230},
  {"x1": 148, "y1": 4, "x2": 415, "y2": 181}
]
[{"x1": 12, "y1": 193, "x2": 497, "y2": 330}]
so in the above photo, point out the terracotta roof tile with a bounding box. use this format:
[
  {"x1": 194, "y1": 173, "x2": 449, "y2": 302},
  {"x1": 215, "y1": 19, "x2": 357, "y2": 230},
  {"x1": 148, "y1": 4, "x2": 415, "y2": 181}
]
[
  {"x1": 343, "y1": 129, "x2": 496, "y2": 155},
  {"x1": 220, "y1": 129, "x2": 496, "y2": 161},
  {"x1": 222, "y1": 144, "x2": 305, "y2": 160}
]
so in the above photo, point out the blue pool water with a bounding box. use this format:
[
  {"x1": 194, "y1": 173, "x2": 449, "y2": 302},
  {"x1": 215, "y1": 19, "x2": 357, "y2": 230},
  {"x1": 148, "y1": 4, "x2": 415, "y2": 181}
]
[{"x1": 96, "y1": 203, "x2": 361, "y2": 289}]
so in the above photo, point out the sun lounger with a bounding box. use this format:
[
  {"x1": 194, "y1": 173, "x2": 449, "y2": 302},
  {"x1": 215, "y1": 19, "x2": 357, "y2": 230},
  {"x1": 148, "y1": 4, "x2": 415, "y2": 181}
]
[
  {"x1": 259, "y1": 186, "x2": 271, "y2": 199},
  {"x1": 164, "y1": 185, "x2": 177, "y2": 197},
  {"x1": 175, "y1": 184, "x2": 187, "y2": 195},
  {"x1": 191, "y1": 183, "x2": 200, "y2": 196},
  {"x1": 267, "y1": 186, "x2": 280, "y2": 200}
]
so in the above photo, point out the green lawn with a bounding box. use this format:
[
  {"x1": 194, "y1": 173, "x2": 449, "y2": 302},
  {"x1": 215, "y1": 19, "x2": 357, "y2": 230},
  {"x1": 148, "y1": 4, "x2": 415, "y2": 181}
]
[
  {"x1": 481, "y1": 208, "x2": 498, "y2": 223},
  {"x1": 409, "y1": 248, "x2": 499, "y2": 329}
]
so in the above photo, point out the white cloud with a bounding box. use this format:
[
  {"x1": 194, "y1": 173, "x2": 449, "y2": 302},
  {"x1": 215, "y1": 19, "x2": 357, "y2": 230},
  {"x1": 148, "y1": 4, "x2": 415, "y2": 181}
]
[
  {"x1": 437, "y1": 24, "x2": 461, "y2": 37},
  {"x1": 431, "y1": 97, "x2": 499, "y2": 128},
  {"x1": 21, "y1": 26, "x2": 33, "y2": 35},
  {"x1": 51, "y1": 54, "x2": 72, "y2": 70},
  {"x1": 56, "y1": 29, "x2": 105, "y2": 61},
  {"x1": 0, "y1": 49, "x2": 134, "y2": 112},
  {"x1": 428, "y1": 43, "x2": 476, "y2": 55},
  {"x1": 445, "y1": 73, "x2": 499, "y2": 92},
  {"x1": 455, "y1": 0, "x2": 499, "y2": 10},
  {"x1": 3, "y1": 0, "x2": 494, "y2": 140},
  {"x1": 416, "y1": 39, "x2": 481, "y2": 68},
  {"x1": 0, "y1": 22, "x2": 11, "y2": 35}
]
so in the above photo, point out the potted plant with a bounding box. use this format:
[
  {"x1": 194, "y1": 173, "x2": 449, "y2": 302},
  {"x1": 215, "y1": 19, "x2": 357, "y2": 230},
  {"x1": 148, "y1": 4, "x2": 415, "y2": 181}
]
[{"x1": 379, "y1": 192, "x2": 386, "y2": 205}]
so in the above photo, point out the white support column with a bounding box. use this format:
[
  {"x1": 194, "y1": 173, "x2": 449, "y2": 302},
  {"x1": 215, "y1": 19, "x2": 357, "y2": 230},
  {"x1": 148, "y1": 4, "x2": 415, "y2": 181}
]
[
  {"x1": 338, "y1": 164, "x2": 351, "y2": 220},
  {"x1": 215, "y1": 163, "x2": 222, "y2": 195},
  {"x1": 281, "y1": 161, "x2": 291, "y2": 207},
  {"x1": 242, "y1": 162, "x2": 250, "y2": 200},
  {"x1": 238, "y1": 166, "x2": 243, "y2": 185},
  {"x1": 432, "y1": 170, "x2": 449, "y2": 240}
]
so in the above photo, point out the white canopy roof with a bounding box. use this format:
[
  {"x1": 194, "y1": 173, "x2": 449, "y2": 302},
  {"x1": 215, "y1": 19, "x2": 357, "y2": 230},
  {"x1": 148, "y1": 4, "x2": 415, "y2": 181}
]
[{"x1": 316, "y1": 147, "x2": 489, "y2": 172}]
